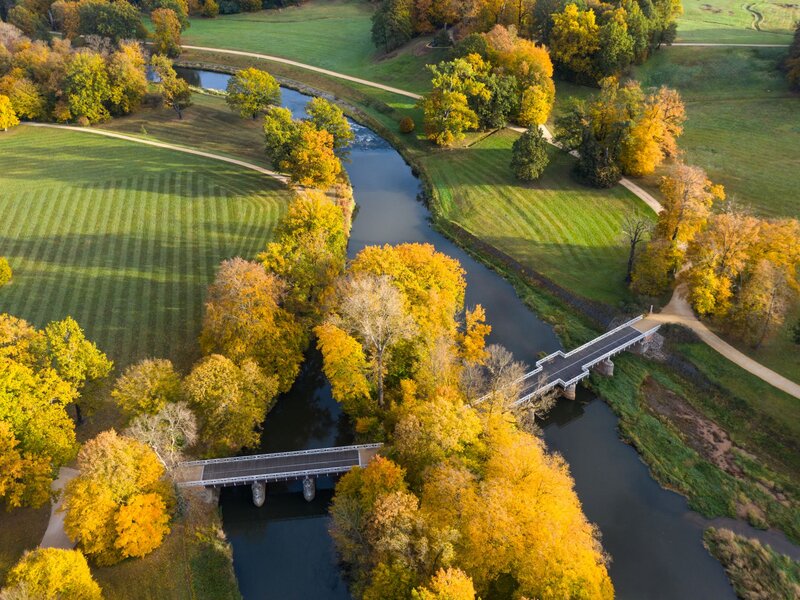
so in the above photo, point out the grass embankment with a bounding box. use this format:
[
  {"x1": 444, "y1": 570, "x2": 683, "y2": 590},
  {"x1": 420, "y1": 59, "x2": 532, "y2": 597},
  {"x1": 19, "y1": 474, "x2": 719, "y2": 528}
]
[
  {"x1": 93, "y1": 491, "x2": 241, "y2": 600},
  {"x1": 182, "y1": 0, "x2": 443, "y2": 94},
  {"x1": 676, "y1": 0, "x2": 798, "y2": 43},
  {"x1": 0, "y1": 126, "x2": 289, "y2": 371},
  {"x1": 704, "y1": 528, "x2": 800, "y2": 599}
]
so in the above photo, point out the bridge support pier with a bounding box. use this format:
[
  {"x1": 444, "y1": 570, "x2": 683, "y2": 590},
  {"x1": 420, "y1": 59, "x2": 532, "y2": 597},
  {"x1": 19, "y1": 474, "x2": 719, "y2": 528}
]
[
  {"x1": 251, "y1": 481, "x2": 266, "y2": 507},
  {"x1": 303, "y1": 477, "x2": 316, "y2": 502},
  {"x1": 561, "y1": 384, "x2": 577, "y2": 401},
  {"x1": 593, "y1": 358, "x2": 614, "y2": 377}
]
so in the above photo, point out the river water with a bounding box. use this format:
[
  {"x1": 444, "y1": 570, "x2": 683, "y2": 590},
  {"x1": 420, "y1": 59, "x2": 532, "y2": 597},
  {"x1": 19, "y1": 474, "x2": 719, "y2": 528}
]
[{"x1": 180, "y1": 70, "x2": 736, "y2": 599}]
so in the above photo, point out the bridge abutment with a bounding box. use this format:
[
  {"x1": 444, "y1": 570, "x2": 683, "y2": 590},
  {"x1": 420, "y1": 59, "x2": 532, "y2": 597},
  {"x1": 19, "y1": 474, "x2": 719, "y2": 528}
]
[
  {"x1": 561, "y1": 383, "x2": 577, "y2": 400},
  {"x1": 593, "y1": 358, "x2": 614, "y2": 377}
]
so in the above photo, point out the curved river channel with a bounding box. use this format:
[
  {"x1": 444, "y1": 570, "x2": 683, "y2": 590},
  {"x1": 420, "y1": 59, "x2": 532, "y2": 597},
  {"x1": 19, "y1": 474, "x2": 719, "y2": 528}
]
[{"x1": 178, "y1": 69, "x2": 736, "y2": 600}]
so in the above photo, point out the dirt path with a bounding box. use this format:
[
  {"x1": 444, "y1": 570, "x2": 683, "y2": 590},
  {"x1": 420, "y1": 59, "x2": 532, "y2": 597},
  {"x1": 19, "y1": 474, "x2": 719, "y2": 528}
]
[
  {"x1": 27, "y1": 123, "x2": 289, "y2": 184},
  {"x1": 745, "y1": 3, "x2": 764, "y2": 31},
  {"x1": 40, "y1": 467, "x2": 78, "y2": 549},
  {"x1": 649, "y1": 285, "x2": 800, "y2": 399}
]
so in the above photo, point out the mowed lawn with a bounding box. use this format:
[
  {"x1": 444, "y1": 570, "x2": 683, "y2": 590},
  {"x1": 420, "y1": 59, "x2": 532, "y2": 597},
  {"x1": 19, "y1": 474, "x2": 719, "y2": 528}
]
[
  {"x1": 634, "y1": 46, "x2": 800, "y2": 219},
  {"x1": 677, "y1": 0, "x2": 798, "y2": 43},
  {"x1": 182, "y1": 0, "x2": 444, "y2": 94},
  {"x1": 0, "y1": 126, "x2": 289, "y2": 370},
  {"x1": 425, "y1": 129, "x2": 654, "y2": 305}
]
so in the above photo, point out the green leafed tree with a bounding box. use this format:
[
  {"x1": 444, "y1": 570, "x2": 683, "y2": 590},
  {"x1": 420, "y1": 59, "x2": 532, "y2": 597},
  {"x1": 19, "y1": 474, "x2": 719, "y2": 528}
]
[
  {"x1": 225, "y1": 67, "x2": 280, "y2": 119},
  {"x1": 371, "y1": 0, "x2": 413, "y2": 53},
  {"x1": 510, "y1": 126, "x2": 550, "y2": 181}
]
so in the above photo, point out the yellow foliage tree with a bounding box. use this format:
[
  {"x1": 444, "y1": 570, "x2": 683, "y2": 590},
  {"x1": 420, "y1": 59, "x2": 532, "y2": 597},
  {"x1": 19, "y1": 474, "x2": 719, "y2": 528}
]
[
  {"x1": 0, "y1": 93, "x2": 20, "y2": 131},
  {"x1": 549, "y1": 4, "x2": 600, "y2": 79},
  {"x1": 63, "y1": 430, "x2": 173, "y2": 565},
  {"x1": 460, "y1": 305, "x2": 491, "y2": 364},
  {"x1": 314, "y1": 322, "x2": 373, "y2": 417},
  {"x1": 413, "y1": 567, "x2": 476, "y2": 600},
  {"x1": 4, "y1": 548, "x2": 102, "y2": 599}
]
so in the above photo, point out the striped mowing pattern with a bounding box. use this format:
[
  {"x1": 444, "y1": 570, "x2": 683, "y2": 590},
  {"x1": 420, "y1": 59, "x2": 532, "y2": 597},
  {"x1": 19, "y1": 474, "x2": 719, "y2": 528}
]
[
  {"x1": 0, "y1": 127, "x2": 289, "y2": 370},
  {"x1": 424, "y1": 129, "x2": 655, "y2": 305}
]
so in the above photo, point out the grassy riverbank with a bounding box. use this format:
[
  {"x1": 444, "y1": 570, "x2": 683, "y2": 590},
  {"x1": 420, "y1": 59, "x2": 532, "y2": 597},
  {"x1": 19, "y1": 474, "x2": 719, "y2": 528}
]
[
  {"x1": 676, "y1": 0, "x2": 798, "y2": 43},
  {"x1": 703, "y1": 528, "x2": 800, "y2": 599}
]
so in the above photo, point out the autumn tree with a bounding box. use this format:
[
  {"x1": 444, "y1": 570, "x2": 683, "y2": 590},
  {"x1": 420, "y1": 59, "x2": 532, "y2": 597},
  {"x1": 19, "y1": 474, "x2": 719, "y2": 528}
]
[
  {"x1": 371, "y1": 0, "x2": 413, "y2": 53},
  {"x1": 199, "y1": 257, "x2": 304, "y2": 392},
  {"x1": 63, "y1": 430, "x2": 174, "y2": 565},
  {"x1": 125, "y1": 401, "x2": 197, "y2": 469},
  {"x1": 107, "y1": 41, "x2": 147, "y2": 116},
  {"x1": 0, "y1": 257, "x2": 12, "y2": 285},
  {"x1": 40, "y1": 317, "x2": 112, "y2": 423},
  {"x1": 111, "y1": 358, "x2": 182, "y2": 419},
  {"x1": 184, "y1": 354, "x2": 278, "y2": 456},
  {"x1": 0, "y1": 420, "x2": 53, "y2": 509},
  {"x1": 63, "y1": 50, "x2": 112, "y2": 124},
  {"x1": 413, "y1": 568, "x2": 476, "y2": 600},
  {"x1": 151, "y1": 8, "x2": 182, "y2": 58},
  {"x1": 77, "y1": 0, "x2": 146, "y2": 42},
  {"x1": 510, "y1": 126, "x2": 549, "y2": 181},
  {"x1": 0, "y1": 93, "x2": 18, "y2": 130},
  {"x1": 150, "y1": 55, "x2": 192, "y2": 118},
  {"x1": 3, "y1": 548, "x2": 102, "y2": 600},
  {"x1": 258, "y1": 191, "x2": 348, "y2": 320},
  {"x1": 225, "y1": 67, "x2": 280, "y2": 119},
  {"x1": 421, "y1": 54, "x2": 490, "y2": 146},
  {"x1": 549, "y1": 4, "x2": 601, "y2": 81},
  {"x1": 306, "y1": 97, "x2": 354, "y2": 153},
  {"x1": 329, "y1": 274, "x2": 417, "y2": 409}
]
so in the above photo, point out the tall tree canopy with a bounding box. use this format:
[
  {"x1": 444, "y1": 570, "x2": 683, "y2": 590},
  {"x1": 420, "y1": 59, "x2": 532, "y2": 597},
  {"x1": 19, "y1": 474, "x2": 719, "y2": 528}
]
[{"x1": 3, "y1": 548, "x2": 102, "y2": 600}]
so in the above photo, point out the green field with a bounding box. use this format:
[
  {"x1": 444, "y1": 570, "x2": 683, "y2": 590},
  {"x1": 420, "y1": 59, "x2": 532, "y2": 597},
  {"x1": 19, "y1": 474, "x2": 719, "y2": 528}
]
[
  {"x1": 0, "y1": 126, "x2": 289, "y2": 370},
  {"x1": 426, "y1": 129, "x2": 654, "y2": 305},
  {"x1": 633, "y1": 46, "x2": 800, "y2": 219},
  {"x1": 182, "y1": 0, "x2": 444, "y2": 94},
  {"x1": 677, "y1": 0, "x2": 799, "y2": 43}
]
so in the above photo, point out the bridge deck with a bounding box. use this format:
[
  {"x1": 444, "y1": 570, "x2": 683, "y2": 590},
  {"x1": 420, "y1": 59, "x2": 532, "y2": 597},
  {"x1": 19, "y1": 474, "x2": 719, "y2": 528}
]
[{"x1": 175, "y1": 444, "x2": 383, "y2": 487}]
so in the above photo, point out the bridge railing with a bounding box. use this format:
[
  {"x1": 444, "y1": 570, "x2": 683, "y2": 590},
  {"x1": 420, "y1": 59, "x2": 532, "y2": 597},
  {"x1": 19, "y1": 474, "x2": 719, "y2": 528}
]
[{"x1": 178, "y1": 443, "x2": 383, "y2": 468}]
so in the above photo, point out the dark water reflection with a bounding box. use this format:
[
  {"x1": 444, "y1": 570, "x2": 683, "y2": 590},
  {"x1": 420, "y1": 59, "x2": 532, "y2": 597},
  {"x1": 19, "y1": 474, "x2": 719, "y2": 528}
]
[{"x1": 181, "y1": 72, "x2": 734, "y2": 599}]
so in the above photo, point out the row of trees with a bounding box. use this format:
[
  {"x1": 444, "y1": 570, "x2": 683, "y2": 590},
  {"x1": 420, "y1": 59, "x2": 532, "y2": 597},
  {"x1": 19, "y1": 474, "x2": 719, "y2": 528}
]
[
  {"x1": 629, "y1": 163, "x2": 800, "y2": 347},
  {"x1": 0, "y1": 25, "x2": 149, "y2": 124},
  {"x1": 315, "y1": 242, "x2": 613, "y2": 598},
  {"x1": 372, "y1": 0, "x2": 681, "y2": 80},
  {"x1": 555, "y1": 76, "x2": 685, "y2": 186},
  {"x1": 420, "y1": 25, "x2": 555, "y2": 146},
  {"x1": 785, "y1": 22, "x2": 800, "y2": 90}
]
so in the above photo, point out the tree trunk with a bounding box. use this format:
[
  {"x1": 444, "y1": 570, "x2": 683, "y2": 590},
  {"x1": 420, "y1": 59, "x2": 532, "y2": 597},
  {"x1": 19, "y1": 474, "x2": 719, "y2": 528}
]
[
  {"x1": 74, "y1": 403, "x2": 84, "y2": 425},
  {"x1": 377, "y1": 351, "x2": 384, "y2": 409},
  {"x1": 626, "y1": 240, "x2": 637, "y2": 283}
]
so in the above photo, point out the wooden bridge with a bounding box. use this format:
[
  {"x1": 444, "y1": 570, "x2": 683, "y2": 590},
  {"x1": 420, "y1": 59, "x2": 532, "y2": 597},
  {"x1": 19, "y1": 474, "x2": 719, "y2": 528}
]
[{"x1": 480, "y1": 316, "x2": 660, "y2": 406}]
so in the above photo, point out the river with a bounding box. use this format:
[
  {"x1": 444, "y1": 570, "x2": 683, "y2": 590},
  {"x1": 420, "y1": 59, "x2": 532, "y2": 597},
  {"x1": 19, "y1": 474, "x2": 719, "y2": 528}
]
[{"x1": 179, "y1": 69, "x2": 737, "y2": 600}]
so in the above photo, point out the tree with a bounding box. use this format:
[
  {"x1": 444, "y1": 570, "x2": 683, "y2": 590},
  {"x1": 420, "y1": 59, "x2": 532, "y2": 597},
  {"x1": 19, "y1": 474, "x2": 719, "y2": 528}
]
[
  {"x1": 518, "y1": 78, "x2": 555, "y2": 126},
  {"x1": 258, "y1": 191, "x2": 348, "y2": 319},
  {"x1": 421, "y1": 54, "x2": 490, "y2": 146},
  {"x1": 0, "y1": 94, "x2": 18, "y2": 131},
  {"x1": 306, "y1": 97, "x2": 354, "y2": 152},
  {"x1": 263, "y1": 106, "x2": 296, "y2": 166},
  {"x1": 0, "y1": 256, "x2": 12, "y2": 284},
  {"x1": 107, "y1": 41, "x2": 147, "y2": 116},
  {"x1": 199, "y1": 257, "x2": 304, "y2": 392},
  {"x1": 785, "y1": 23, "x2": 800, "y2": 90},
  {"x1": 201, "y1": 0, "x2": 219, "y2": 17},
  {"x1": 510, "y1": 126, "x2": 549, "y2": 181},
  {"x1": 286, "y1": 121, "x2": 342, "y2": 187},
  {"x1": 596, "y1": 8, "x2": 634, "y2": 77},
  {"x1": 183, "y1": 354, "x2": 278, "y2": 456},
  {"x1": 0, "y1": 76, "x2": 45, "y2": 121},
  {"x1": 77, "y1": 0, "x2": 146, "y2": 42},
  {"x1": 315, "y1": 322, "x2": 374, "y2": 419},
  {"x1": 413, "y1": 568, "x2": 476, "y2": 600},
  {"x1": 0, "y1": 421, "x2": 53, "y2": 509},
  {"x1": 150, "y1": 54, "x2": 192, "y2": 118},
  {"x1": 471, "y1": 72, "x2": 518, "y2": 129},
  {"x1": 225, "y1": 67, "x2": 280, "y2": 119},
  {"x1": 40, "y1": 316, "x2": 112, "y2": 423},
  {"x1": 149, "y1": 0, "x2": 190, "y2": 29},
  {"x1": 63, "y1": 430, "x2": 173, "y2": 565},
  {"x1": 151, "y1": 8, "x2": 182, "y2": 58},
  {"x1": 549, "y1": 4, "x2": 600, "y2": 81},
  {"x1": 371, "y1": 0, "x2": 413, "y2": 53},
  {"x1": 330, "y1": 274, "x2": 416, "y2": 408},
  {"x1": 111, "y1": 358, "x2": 182, "y2": 419},
  {"x1": 621, "y1": 211, "x2": 653, "y2": 282},
  {"x1": 125, "y1": 401, "x2": 197, "y2": 469},
  {"x1": 3, "y1": 548, "x2": 102, "y2": 600},
  {"x1": 63, "y1": 51, "x2": 112, "y2": 124}
]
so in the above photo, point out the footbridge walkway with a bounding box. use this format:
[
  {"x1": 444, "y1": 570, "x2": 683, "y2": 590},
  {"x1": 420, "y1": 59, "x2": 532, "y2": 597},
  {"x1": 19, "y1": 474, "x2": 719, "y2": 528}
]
[{"x1": 480, "y1": 315, "x2": 661, "y2": 406}]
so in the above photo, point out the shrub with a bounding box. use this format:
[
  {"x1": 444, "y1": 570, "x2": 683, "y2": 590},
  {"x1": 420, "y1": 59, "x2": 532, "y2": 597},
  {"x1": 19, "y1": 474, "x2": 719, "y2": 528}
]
[
  {"x1": 510, "y1": 127, "x2": 549, "y2": 181},
  {"x1": 218, "y1": 0, "x2": 240, "y2": 13},
  {"x1": 399, "y1": 116, "x2": 415, "y2": 133},
  {"x1": 201, "y1": 0, "x2": 219, "y2": 16},
  {"x1": 433, "y1": 27, "x2": 453, "y2": 47},
  {"x1": 239, "y1": 0, "x2": 261, "y2": 11},
  {"x1": 0, "y1": 257, "x2": 12, "y2": 286}
]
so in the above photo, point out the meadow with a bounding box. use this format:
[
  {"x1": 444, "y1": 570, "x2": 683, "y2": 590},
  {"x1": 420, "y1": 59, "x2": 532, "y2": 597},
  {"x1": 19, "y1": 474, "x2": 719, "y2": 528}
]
[
  {"x1": 0, "y1": 126, "x2": 289, "y2": 371},
  {"x1": 182, "y1": 0, "x2": 444, "y2": 93},
  {"x1": 676, "y1": 0, "x2": 799, "y2": 43},
  {"x1": 424, "y1": 130, "x2": 653, "y2": 305}
]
